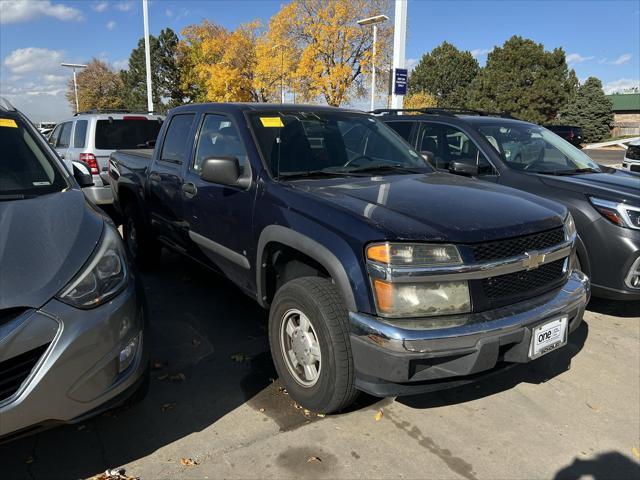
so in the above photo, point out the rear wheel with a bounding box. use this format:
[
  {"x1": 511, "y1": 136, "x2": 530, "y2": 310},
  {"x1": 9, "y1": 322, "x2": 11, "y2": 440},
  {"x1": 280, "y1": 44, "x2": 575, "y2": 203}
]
[
  {"x1": 123, "y1": 203, "x2": 160, "y2": 269},
  {"x1": 269, "y1": 277, "x2": 358, "y2": 413}
]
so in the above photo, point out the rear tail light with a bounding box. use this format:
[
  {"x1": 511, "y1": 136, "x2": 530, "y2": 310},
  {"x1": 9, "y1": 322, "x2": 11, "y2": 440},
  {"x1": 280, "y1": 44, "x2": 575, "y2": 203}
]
[
  {"x1": 123, "y1": 116, "x2": 147, "y2": 121},
  {"x1": 80, "y1": 153, "x2": 99, "y2": 175}
]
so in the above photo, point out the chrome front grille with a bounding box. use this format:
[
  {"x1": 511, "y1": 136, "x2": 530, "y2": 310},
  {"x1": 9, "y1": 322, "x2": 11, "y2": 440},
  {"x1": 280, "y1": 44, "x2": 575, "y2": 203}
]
[{"x1": 0, "y1": 343, "x2": 50, "y2": 402}]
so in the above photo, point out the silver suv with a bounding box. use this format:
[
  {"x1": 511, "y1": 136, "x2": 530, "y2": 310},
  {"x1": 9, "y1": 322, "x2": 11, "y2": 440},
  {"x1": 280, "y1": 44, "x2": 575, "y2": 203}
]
[{"x1": 47, "y1": 110, "x2": 163, "y2": 205}]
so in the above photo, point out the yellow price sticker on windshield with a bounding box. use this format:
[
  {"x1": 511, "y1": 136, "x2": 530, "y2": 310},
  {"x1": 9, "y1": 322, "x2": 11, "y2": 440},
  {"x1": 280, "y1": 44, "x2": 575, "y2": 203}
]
[
  {"x1": 0, "y1": 118, "x2": 18, "y2": 128},
  {"x1": 260, "y1": 117, "x2": 284, "y2": 128}
]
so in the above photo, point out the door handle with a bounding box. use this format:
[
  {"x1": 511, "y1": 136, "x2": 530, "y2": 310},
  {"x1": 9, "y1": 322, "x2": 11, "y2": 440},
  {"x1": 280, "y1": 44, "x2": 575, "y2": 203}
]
[
  {"x1": 182, "y1": 182, "x2": 197, "y2": 197},
  {"x1": 149, "y1": 172, "x2": 161, "y2": 182}
]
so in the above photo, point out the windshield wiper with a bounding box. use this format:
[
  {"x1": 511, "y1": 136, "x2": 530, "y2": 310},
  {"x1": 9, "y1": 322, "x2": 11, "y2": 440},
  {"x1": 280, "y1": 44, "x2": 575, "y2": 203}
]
[
  {"x1": 343, "y1": 164, "x2": 425, "y2": 175},
  {"x1": 0, "y1": 194, "x2": 26, "y2": 201},
  {"x1": 548, "y1": 167, "x2": 601, "y2": 176},
  {"x1": 278, "y1": 169, "x2": 359, "y2": 180}
]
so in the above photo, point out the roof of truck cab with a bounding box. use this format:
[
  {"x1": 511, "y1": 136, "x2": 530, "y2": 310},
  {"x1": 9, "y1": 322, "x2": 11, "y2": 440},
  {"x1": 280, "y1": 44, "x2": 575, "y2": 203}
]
[
  {"x1": 381, "y1": 113, "x2": 536, "y2": 127},
  {"x1": 170, "y1": 103, "x2": 363, "y2": 115}
]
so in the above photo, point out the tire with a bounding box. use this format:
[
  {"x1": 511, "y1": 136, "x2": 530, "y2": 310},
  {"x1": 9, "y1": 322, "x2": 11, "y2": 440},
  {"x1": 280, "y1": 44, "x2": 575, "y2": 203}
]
[
  {"x1": 269, "y1": 277, "x2": 358, "y2": 413},
  {"x1": 123, "y1": 203, "x2": 160, "y2": 270}
]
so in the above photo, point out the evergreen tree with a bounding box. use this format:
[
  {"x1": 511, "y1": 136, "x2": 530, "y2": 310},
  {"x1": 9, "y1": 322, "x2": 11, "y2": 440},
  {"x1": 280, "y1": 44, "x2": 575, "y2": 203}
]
[
  {"x1": 558, "y1": 77, "x2": 613, "y2": 142},
  {"x1": 468, "y1": 36, "x2": 575, "y2": 123},
  {"x1": 408, "y1": 41, "x2": 479, "y2": 108}
]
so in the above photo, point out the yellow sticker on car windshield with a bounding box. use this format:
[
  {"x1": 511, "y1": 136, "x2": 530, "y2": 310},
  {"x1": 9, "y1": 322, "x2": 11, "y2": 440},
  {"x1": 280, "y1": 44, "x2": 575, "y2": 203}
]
[
  {"x1": 0, "y1": 118, "x2": 18, "y2": 128},
  {"x1": 260, "y1": 117, "x2": 284, "y2": 128}
]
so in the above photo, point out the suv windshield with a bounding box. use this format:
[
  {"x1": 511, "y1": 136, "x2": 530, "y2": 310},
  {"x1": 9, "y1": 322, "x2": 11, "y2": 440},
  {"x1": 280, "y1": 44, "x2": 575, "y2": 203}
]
[
  {"x1": 95, "y1": 119, "x2": 162, "y2": 150},
  {"x1": 249, "y1": 111, "x2": 431, "y2": 178},
  {"x1": 477, "y1": 123, "x2": 601, "y2": 174},
  {"x1": 1, "y1": 115, "x2": 67, "y2": 199}
]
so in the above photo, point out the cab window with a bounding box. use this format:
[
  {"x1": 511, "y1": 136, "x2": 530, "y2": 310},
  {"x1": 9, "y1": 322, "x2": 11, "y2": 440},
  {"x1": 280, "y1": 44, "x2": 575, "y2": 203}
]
[
  {"x1": 443, "y1": 126, "x2": 496, "y2": 175},
  {"x1": 57, "y1": 122, "x2": 72, "y2": 149},
  {"x1": 160, "y1": 114, "x2": 195, "y2": 164},
  {"x1": 193, "y1": 114, "x2": 248, "y2": 174},
  {"x1": 73, "y1": 120, "x2": 88, "y2": 148}
]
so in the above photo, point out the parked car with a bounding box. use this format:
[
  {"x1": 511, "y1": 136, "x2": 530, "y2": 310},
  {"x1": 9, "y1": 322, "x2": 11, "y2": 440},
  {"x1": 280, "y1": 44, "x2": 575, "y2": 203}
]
[
  {"x1": 109, "y1": 103, "x2": 588, "y2": 413},
  {"x1": 0, "y1": 98, "x2": 149, "y2": 442},
  {"x1": 47, "y1": 110, "x2": 163, "y2": 205},
  {"x1": 622, "y1": 140, "x2": 640, "y2": 172},
  {"x1": 544, "y1": 125, "x2": 583, "y2": 148},
  {"x1": 378, "y1": 108, "x2": 640, "y2": 300}
]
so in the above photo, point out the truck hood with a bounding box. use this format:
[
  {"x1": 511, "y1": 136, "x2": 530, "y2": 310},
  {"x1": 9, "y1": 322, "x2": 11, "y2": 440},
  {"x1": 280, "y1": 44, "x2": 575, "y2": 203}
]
[
  {"x1": 537, "y1": 169, "x2": 640, "y2": 204},
  {"x1": 0, "y1": 189, "x2": 104, "y2": 309},
  {"x1": 290, "y1": 173, "x2": 565, "y2": 243}
]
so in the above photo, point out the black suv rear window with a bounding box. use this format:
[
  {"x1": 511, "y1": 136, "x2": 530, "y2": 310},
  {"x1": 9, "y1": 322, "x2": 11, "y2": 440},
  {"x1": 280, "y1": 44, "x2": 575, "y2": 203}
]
[
  {"x1": 1, "y1": 115, "x2": 67, "y2": 197},
  {"x1": 95, "y1": 119, "x2": 161, "y2": 150}
]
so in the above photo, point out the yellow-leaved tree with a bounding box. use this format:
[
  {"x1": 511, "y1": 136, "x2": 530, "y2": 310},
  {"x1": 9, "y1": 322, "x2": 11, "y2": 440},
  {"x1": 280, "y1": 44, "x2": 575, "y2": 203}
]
[
  {"x1": 269, "y1": 0, "x2": 392, "y2": 106},
  {"x1": 66, "y1": 59, "x2": 124, "y2": 113},
  {"x1": 403, "y1": 91, "x2": 438, "y2": 110}
]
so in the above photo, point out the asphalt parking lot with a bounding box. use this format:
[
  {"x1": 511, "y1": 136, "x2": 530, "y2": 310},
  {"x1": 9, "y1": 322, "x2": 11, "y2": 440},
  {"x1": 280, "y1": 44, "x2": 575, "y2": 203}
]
[{"x1": 1, "y1": 250, "x2": 639, "y2": 480}]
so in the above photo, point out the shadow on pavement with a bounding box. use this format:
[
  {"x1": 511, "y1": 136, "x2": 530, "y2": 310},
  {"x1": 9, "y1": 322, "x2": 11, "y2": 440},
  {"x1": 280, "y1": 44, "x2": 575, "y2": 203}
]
[
  {"x1": 554, "y1": 451, "x2": 640, "y2": 479},
  {"x1": 587, "y1": 297, "x2": 640, "y2": 318},
  {"x1": 398, "y1": 320, "x2": 589, "y2": 410},
  {"x1": 1, "y1": 250, "x2": 276, "y2": 479}
]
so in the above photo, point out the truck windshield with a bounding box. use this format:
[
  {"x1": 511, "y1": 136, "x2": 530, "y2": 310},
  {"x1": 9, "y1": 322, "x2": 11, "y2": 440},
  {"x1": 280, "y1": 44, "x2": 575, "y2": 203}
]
[
  {"x1": 477, "y1": 124, "x2": 601, "y2": 175},
  {"x1": 1, "y1": 115, "x2": 67, "y2": 200},
  {"x1": 248, "y1": 111, "x2": 431, "y2": 178},
  {"x1": 95, "y1": 119, "x2": 162, "y2": 150}
]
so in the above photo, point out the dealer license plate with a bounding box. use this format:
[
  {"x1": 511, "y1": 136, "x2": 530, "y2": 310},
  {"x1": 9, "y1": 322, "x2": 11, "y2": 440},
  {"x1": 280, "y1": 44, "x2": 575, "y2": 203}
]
[{"x1": 529, "y1": 316, "x2": 568, "y2": 359}]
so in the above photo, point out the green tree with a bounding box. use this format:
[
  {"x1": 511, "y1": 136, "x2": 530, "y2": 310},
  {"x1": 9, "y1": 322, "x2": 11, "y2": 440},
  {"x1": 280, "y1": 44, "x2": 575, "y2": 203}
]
[
  {"x1": 557, "y1": 77, "x2": 613, "y2": 142},
  {"x1": 120, "y1": 28, "x2": 183, "y2": 112},
  {"x1": 408, "y1": 42, "x2": 479, "y2": 108},
  {"x1": 468, "y1": 36, "x2": 575, "y2": 123},
  {"x1": 66, "y1": 59, "x2": 124, "y2": 113}
]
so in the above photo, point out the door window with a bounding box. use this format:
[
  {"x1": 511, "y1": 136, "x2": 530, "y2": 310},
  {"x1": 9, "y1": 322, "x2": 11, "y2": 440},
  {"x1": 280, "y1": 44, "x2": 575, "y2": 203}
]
[
  {"x1": 73, "y1": 120, "x2": 88, "y2": 148},
  {"x1": 385, "y1": 121, "x2": 413, "y2": 142},
  {"x1": 417, "y1": 123, "x2": 444, "y2": 169},
  {"x1": 56, "y1": 122, "x2": 72, "y2": 149},
  {"x1": 443, "y1": 126, "x2": 495, "y2": 175},
  {"x1": 193, "y1": 114, "x2": 248, "y2": 174},
  {"x1": 160, "y1": 114, "x2": 195, "y2": 164},
  {"x1": 48, "y1": 124, "x2": 62, "y2": 147}
]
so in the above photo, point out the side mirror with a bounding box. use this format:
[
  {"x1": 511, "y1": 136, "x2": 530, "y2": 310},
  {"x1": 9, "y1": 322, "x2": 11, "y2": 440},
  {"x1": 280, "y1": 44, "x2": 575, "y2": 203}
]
[
  {"x1": 420, "y1": 150, "x2": 435, "y2": 164},
  {"x1": 449, "y1": 161, "x2": 479, "y2": 177},
  {"x1": 201, "y1": 157, "x2": 249, "y2": 188},
  {"x1": 72, "y1": 161, "x2": 95, "y2": 188}
]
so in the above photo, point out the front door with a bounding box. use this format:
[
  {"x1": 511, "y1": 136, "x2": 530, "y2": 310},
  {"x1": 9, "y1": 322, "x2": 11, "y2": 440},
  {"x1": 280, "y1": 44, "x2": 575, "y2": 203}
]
[{"x1": 182, "y1": 112, "x2": 256, "y2": 290}]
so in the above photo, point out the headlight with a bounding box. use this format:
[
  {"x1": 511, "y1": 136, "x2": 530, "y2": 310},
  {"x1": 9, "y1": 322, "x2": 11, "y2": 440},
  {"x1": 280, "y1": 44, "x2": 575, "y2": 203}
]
[
  {"x1": 589, "y1": 197, "x2": 640, "y2": 230},
  {"x1": 372, "y1": 279, "x2": 471, "y2": 317},
  {"x1": 58, "y1": 225, "x2": 129, "y2": 308},
  {"x1": 366, "y1": 243, "x2": 462, "y2": 266},
  {"x1": 366, "y1": 242, "x2": 469, "y2": 317},
  {"x1": 564, "y1": 212, "x2": 576, "y2": 239}
]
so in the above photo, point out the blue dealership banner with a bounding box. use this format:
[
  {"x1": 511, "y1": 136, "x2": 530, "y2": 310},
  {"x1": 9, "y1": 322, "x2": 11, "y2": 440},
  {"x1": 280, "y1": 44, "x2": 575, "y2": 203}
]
[{"x1": 394, "y1": 68, "x2": 408, "y2": 95}]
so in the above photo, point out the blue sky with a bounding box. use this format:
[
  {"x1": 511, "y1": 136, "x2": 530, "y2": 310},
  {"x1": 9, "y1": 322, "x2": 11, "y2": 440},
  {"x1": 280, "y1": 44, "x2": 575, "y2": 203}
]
[{"x1": 1, "y1": 0, "x2": 639, "y2": 121}]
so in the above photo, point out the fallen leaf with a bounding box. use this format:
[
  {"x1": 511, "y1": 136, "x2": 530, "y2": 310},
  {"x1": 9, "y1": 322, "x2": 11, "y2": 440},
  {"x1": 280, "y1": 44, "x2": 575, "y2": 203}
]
[
  {"x1": 307, "y1": 456, "x2": 322, "y2": 464},
  {"x1": 157, "y1": 374, "x2": 168, "y2": 380},
  {"x1": 25, "y1": 456, "x2": 34, "y2": 465},
  {"x1": 169, "y1": 373, "x2": 186, "y2": 382},
  {"x1": 259, "y1": 407, "x2": 265, "y2": 413},
  {"x1": 303, "y1": 409, "x2": 311, "y2": 416},
  {"x1": 316, "y1": 413, "x2": 325, "y2": 418},
  {"x1": 89, "y1": 468, "x2": 139, "y2": 480},
  {"x1": 374, "y1": 409, "x2": 384, "y2": 421},
  {"x1": 192, "y1": 338, "x2": 201, "y2": 347},
  {"x1": 586, "y1": 402, "x2": 600, "y2": 412},
  {"x1": 230, "y1": 353, "x2": 251, "y2": 363},
  {"x1": 632, "y1": 447, "x2": 640, "y2": 460},
  {"x1": 180, "y1": 458, "x2": 198, "y2": 467},
  {"x1": 162, "y1": 403, "x2": 176, "y2": 412},
  {"x1": 152, "y1": 361, "x2": 167, "y2": 370}
]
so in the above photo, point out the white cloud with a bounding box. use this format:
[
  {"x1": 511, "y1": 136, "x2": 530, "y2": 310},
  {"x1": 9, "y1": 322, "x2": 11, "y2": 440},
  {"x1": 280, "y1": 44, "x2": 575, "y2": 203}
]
[
  {"x1": 0, "y1": 0, "x2": 83, "y2": 24},
  {"x1": 470, "y1": 48, "x2": 491, "y2": 58},
  {"x1": 165, "y1": 8, "x2": 173, "y2": 17},
  {"x1": 112, "y1": 59, "x2": 128, "y2": 71},
  {"x1": 106, "y1": 20, "x2": 116, "y2": 30},
  {"x1": 603, "y1": 78, "x2": 640, "y2": 94},
  {"x1": 115, "y1": 1, "x2": 134, "y2": 12},
  {"x1": 3, "y1": 47, "x2": 66, "y2": 74},
  {"x1": 611, "y1": 54, "x2": 631, "y2": 65},
  {"x1": 92, "y1": 1, "x2": 108, "y2": 13},
  {"x1": 566, "y1": 53, "x2": 594, "y2": 64},
  {"x1": 406, "y1": 58, "x2": 419, "y2": 72}
]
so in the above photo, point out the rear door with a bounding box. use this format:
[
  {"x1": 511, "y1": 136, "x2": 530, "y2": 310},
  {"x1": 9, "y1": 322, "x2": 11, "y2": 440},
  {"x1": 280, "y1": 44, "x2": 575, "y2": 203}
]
[
  {"x1": 147, "y1": 112, "x2": 197, "y2": 252},
  {"x1": 181, "y1": 112, "x2": 255, "y2": 288}
]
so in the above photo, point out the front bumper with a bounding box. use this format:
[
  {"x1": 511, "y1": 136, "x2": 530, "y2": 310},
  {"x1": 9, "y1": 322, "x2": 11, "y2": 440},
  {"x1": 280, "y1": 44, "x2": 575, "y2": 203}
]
[
  {"x1": 0, "y1": 276, "x2": 148, "y2": 440},
  {"x1": 349, "y1": 270, "x2": 589, "y2": 397}
]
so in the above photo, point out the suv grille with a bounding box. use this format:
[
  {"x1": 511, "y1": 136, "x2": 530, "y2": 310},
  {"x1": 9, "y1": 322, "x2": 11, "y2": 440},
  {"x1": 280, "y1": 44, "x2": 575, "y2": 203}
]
[
  {"x1": 471, "y1": 228, "x2": 565, "y2": 262},
  {"x1": 626, "y1": 145, "x2": 640, "y2": 161},
  {"x1": 0, "y1": 344, "x2": 49, "y2": 403}
]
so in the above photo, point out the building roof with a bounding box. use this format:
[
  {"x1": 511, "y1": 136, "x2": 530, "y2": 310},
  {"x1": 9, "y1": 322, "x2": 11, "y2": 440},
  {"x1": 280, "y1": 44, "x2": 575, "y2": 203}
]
[{"x1": 605, "y1": 93, "x2": 640, "y2": 112}]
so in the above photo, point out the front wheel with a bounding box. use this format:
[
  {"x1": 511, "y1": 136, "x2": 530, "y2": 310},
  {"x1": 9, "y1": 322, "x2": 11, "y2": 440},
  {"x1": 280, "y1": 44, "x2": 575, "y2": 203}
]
[
  {"x1": 123, "y1": 203, "x2": 160, "y2": 270},
  {"x1": 269, "y1": 277, "x2": 358, "y2": 413}
]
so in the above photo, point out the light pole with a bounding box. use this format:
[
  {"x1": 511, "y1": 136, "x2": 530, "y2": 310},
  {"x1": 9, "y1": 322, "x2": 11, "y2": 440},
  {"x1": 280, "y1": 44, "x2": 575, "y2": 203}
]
[
  {"x1": 357, "y1": 14, "x2": 388, "y2": 111},
  {"x1": 142, "y1": 0, "x2": 154, "y2": 114},
  {"x1": 391, "y1": 0, "x2": 408, "y2": 109},
  {"x1": 61, "y1": 63, "x2": 87, "y2": 113}
]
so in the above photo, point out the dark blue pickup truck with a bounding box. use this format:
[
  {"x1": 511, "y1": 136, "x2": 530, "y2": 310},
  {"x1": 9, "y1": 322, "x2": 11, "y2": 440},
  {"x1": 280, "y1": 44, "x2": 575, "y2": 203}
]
[{"x1": 109, "y1": 103, "x2": 589, "y2": 413}]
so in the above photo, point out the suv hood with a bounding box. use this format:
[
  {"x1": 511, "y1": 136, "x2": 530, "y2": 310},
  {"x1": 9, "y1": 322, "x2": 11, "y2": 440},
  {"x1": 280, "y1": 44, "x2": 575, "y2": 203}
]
[
  {"x1": 0, "y1": 189, "x2": 104, "y2": 309},
  {"x1": 538, "y1": 169, "x2": 640, "y2": 204},
  {"x1": 291, "y1": 173, "x2": 565, "y2": 243}
]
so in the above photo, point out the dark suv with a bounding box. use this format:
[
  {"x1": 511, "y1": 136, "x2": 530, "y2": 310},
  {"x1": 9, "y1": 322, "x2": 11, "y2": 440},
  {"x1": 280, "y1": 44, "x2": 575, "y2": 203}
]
[{"x1": 378, "y1": 108, "x2": 640, "y2": 300}]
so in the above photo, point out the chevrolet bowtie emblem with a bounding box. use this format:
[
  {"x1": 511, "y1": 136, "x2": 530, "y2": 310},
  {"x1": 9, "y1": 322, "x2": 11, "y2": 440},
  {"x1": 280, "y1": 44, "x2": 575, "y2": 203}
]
[{"x1": 523, "y1": 251, "x2": 546, "y2": 270}]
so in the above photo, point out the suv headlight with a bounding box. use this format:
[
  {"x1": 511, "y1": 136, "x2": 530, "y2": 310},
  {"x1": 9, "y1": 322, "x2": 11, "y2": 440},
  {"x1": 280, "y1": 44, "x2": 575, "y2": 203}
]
[
  {"x1": 589, "y1": 197, "x2": 640, "y2": 230},
  {"x1": 366, "y1": 243, "x2": 470, "y2": 317},
  {"x1": 58, "y1": 225, "x2": 129, "y2": 308},
  {"x1": 564, "y1": 211, "x2": 576, "y2": 240}
]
